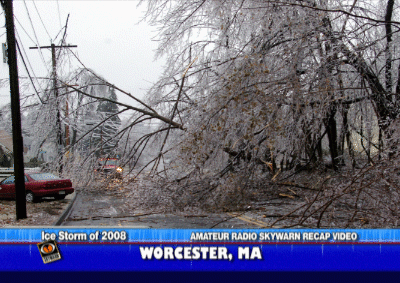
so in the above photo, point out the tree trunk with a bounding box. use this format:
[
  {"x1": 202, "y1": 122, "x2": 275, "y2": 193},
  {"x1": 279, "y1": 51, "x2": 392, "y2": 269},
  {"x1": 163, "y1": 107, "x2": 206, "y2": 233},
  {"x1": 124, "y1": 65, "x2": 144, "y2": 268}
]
[
  {"x1": 342, "y1": 105, "x2": 355, "y2": 168},
  {"x1": 385, "y1": 0, "x2": 394, "y2": 92},
  {"x1": 324, "y1": 107, "x2": 339, "y2": 170}
]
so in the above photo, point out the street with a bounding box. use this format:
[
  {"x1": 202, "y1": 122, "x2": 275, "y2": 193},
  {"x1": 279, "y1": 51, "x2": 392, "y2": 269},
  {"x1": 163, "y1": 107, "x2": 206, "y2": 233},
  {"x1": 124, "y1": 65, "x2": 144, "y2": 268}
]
[{"x1": 61, "y1": 182, "x2": 272, "y2": 228}]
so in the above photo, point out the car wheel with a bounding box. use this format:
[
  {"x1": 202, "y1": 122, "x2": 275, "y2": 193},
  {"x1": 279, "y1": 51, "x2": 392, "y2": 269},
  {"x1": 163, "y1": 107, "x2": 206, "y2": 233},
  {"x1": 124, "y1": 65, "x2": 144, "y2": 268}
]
[
  {"x1": 55, "y1": 195, "x2": 66, "y2": 200},
  {"x1": 26, "y1": 192, "x2": 37, "y2": 203}
]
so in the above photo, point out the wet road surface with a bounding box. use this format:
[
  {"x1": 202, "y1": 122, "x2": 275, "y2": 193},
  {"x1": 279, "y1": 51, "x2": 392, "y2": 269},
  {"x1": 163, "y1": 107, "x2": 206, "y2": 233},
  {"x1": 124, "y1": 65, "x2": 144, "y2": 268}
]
[{"x1": 61, "y1": 189, "x2": 267, "y2": 228}]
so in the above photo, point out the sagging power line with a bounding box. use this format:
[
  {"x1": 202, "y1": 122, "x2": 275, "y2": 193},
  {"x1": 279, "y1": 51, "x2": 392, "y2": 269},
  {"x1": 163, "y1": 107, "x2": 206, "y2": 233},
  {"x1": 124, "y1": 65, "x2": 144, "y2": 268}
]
[{"x1": 30, "y1": 43, "x2": 77, "y2": 172}]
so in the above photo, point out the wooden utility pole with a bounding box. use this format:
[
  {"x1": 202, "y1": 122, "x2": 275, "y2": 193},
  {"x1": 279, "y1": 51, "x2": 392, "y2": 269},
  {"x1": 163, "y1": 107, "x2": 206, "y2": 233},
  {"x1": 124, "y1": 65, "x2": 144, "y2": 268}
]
[
  {"x1": 29, "y1": 44, "x2": 77, "y2": 172},
  {"x1": 65, "y1": 96, "x2": 69, "y2": 146},
  {"x1": 1, "y1": 0, "x2": 27, "y2": 219}
]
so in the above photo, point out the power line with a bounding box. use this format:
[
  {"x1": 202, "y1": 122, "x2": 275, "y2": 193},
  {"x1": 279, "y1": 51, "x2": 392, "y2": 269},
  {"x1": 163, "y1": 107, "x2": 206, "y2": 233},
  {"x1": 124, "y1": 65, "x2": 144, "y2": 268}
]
[
  {"x1": 56, "y1": 14, "x2": 69, "y2": 62},
  {"x1": 15, "y1": 29, "x2": 40, "y2": 80},
  {"x1": 13, "y1": 15, "x2": 36, "y2": 45},
  {"x1": 56, "y1": 0, "x2": 62, "y2": 29},
  {"x1": 59, "y1": 14, "x2": 69, "y2": 46},
  {"x1": 53, "y1": 25, "x2": 65, "y2": 43},
  {"x1": 15, "y1": 31, "x2": 45, "y2": 103},
  {"x1": 32, "y1": 0, "x2": 51, "y2": 41},
  {"x1": 23, "y1": 0, "x2": 49, "y2": 72}
]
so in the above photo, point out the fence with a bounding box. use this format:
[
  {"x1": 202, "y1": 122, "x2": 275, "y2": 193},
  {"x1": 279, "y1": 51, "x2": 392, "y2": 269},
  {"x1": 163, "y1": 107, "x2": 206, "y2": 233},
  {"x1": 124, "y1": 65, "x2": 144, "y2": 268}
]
[{"x1": 0, "y1": 167, "x2": 13, "y2": 179}]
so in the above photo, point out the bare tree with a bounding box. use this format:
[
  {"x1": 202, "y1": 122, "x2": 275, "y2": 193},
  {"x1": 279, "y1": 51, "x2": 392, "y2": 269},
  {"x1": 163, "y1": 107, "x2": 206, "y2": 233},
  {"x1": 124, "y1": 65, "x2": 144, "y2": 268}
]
[{"x1": 122, "y1": 0, "x2": 400, "y2": 227}]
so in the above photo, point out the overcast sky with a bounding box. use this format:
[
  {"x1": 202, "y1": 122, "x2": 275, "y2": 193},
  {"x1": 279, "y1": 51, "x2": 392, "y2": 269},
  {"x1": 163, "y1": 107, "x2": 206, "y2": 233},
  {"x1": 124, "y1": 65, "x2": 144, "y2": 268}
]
[{"x1": 0, "y1": 1, "x2": 164, "y2": 118}]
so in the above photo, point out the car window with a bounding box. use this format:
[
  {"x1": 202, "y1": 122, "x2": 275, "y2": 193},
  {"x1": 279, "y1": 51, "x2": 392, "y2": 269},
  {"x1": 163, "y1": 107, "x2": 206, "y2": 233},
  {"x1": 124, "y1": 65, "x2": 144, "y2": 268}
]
[
  {"x1": 2, "y1": 176, "x2": 15, "y2": 185},
  {"x1": 28, "y1": 173, "x2": 60, "y2": 181}
]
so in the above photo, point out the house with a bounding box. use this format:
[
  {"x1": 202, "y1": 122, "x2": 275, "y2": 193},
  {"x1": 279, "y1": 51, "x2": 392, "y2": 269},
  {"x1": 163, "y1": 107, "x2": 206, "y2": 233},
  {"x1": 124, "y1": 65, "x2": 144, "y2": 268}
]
[
  {"x1": 0, "y1": 129, "x2": 30, "y2": 167},
  {"x1": 0, "y1": 129, "x2": 13, "y2": 167}
]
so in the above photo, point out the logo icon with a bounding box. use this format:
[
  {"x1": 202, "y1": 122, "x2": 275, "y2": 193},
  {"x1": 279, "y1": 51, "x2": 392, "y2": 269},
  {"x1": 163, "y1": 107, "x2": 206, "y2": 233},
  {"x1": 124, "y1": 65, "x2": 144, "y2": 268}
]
[{"x1": 37, "y1": 240, "x2": 61, "y2": 264}]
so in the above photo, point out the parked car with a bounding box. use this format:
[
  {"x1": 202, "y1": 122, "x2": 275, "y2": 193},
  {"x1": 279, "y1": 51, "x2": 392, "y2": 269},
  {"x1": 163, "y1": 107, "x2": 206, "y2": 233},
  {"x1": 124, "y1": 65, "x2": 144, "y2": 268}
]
[
  {"x1": 0, "y1": 172, "x2": 74, "y2": 203},
  {"x1": 95, "y1": 158, "x2": 123, "y2": 179}
]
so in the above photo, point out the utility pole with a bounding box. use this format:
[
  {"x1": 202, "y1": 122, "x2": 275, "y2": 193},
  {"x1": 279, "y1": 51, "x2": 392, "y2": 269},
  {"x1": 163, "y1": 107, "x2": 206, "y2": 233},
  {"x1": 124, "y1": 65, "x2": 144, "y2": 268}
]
[
  {"x1": 1, "y1": 0, "x2": 27, "y2": 219},
  {"x1": 65, "y1": 94, "x2": 69, "y2": 146},
  {"x1": 101, "y1": 127, "x2": 103, "y2": 156},
  {"x1": 30, "y1": 44, "x2": 77, "y2": 173}
]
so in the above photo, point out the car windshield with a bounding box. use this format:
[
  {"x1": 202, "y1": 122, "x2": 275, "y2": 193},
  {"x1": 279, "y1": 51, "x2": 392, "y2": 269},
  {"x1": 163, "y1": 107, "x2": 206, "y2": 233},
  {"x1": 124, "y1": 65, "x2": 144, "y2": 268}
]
[
  {"x1": 99, "y1": 159, "x2": 117, "y2": 165},
  {"x1": 2, "y1": 176, "x2": 15, "y2": 184},
  {"x1": 29, "y1": 173, "x2": 60, "y2": 181}
]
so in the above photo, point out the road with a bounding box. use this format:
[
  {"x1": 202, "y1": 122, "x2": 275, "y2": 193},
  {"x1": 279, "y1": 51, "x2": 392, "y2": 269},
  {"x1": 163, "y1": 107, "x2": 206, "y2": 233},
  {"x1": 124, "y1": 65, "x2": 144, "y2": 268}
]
[{"x1": 61, "y1": 186, "x2": 269, "y2": 228}]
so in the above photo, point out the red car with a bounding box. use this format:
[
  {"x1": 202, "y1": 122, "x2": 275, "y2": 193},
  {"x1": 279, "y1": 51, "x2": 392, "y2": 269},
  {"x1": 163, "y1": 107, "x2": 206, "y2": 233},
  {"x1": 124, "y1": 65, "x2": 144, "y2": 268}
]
[{"x1": 0, "y1": 172, "x2": 74, "y2": 203}]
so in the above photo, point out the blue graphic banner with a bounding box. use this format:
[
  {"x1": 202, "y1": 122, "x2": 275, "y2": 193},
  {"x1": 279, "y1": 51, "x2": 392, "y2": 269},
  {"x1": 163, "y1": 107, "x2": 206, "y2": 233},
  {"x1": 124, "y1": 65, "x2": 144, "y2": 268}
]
[{"x1": 1, "y1": 228, "x2": 400, "y2": 271}]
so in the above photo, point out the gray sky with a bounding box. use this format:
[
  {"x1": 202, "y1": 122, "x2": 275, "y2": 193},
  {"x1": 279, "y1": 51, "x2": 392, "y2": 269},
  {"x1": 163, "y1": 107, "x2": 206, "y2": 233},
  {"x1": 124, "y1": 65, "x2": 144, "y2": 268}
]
[{"x1": 0, "y1": 1, "x2": 164, "y2": 118}]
